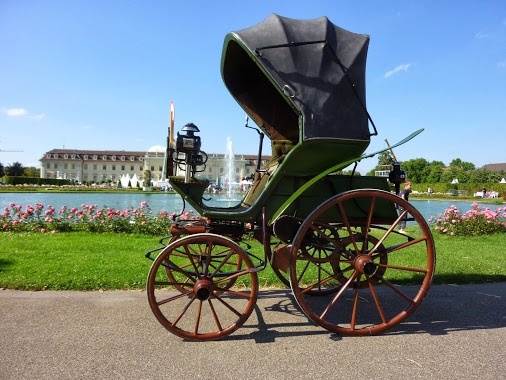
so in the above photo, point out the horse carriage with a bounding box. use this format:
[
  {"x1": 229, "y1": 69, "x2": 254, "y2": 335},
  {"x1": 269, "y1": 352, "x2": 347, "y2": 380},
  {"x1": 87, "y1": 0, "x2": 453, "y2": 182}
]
[{"x1": 145, "y1": 14, "x2": 436, "y2": 340}]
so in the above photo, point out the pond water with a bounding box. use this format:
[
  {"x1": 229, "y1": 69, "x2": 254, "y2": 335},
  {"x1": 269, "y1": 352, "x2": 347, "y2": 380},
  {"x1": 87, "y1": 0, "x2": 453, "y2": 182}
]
[{"x1": 0, "y1": 191, "x2": 501, "y2": 221}]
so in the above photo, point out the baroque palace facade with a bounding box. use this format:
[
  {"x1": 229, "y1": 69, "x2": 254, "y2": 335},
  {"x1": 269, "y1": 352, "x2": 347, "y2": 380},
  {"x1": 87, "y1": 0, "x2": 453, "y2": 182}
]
[{"x1": 39, "y1": 148, "x2": 269, "y2": 185}]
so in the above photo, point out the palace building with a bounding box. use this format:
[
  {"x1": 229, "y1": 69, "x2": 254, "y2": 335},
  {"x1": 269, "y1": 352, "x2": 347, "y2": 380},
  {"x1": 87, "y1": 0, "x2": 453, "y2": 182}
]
[{"x1": 39, "y1": 148, "x2": 269, "y2": 186}]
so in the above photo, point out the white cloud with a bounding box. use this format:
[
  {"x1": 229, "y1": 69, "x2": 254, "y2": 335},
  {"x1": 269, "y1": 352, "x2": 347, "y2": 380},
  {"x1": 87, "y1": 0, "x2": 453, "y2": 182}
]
[
  {"x1": 148, "y1": 145, "x2": 166, "y2": 152},
  {"x1": 1, "y1": 107, "x2": 45, "y2": 120},
  {"x1": 474, "y1": 31, "x2": 490, "y2": 40},
  {"x1": 384, "y1": 63, "x2": 412, "y2": 78},
  {"x1": 1, "y1": 107, "x2": 28, "y2": 117}
]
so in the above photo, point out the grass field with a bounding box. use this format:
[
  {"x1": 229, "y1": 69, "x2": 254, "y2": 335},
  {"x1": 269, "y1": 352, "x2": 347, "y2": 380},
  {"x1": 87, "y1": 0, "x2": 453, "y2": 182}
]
[{"x1": 1, "y1": 230, "x2": 505, "y2": 290}]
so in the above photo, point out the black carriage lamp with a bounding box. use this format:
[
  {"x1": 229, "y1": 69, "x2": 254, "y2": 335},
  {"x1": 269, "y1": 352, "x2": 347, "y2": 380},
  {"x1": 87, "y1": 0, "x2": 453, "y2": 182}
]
[
  {"x1": 175, "y1": 123, "x2": 208, "y2": 183},
  {"x1": 388, "y1": 161, "x2": 406, "y2": 195}
]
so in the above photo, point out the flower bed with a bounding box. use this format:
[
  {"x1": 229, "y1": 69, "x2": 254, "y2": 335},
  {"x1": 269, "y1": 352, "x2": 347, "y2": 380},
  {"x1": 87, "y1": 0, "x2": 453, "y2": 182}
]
[
  {"x1": 430, "y1": 202, "x2": 506, "y2": 236},
  {"x1": 1, "y1": 202, "x2": 195, "y2": 235}
]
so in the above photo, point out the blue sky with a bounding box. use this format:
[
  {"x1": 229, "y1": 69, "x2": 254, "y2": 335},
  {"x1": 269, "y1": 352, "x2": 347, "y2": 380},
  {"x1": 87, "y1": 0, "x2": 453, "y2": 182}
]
[{"x1": 1, "y1": 0, "x2": 505, "y2": 175}]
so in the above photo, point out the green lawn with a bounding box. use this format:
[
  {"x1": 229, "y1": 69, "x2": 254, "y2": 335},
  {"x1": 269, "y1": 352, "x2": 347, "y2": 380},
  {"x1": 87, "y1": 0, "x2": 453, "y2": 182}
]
[{"x1": 0, "y1": 231, "x2": 505, "y2": 290}]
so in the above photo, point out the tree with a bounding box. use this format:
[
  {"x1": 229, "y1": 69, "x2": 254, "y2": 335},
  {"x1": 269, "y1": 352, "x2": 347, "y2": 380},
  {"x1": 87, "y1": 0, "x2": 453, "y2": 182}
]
[
  {"x1": 425, "y1": 163, "x2": 444, "y2": 183},
  {"x1": 400, "y1": 158, "x2": 430, "y2": 183},
  {"x1": 449, "y1": 158, "x2": 475, "y2": 171},
  {"x1": 0, "y1": 162, "x2": 4, "y2": 178},
  {"x1": 5, "y1": 162, "x2": 25, "y2": 176},
  {"x1": 23, "y1": 166, "x2": 40, "y2": 177},
  {"x1": 144, "y1": 170, "x2": 152, "y2": 187},
  {"x1": 378, "y1": 151, "x2": 395, "y2": 166}
]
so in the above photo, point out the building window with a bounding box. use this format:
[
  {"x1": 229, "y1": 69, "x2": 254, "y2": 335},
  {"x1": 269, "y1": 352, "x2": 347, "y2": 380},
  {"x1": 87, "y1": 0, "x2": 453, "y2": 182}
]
[
  {"x1": 93, "y1": 164, "x2": 97, "y2": 170},
  {"x1": 46, "y1": 154, "x2": 51, "y2": 159},
  {"x1": 54, "y1": 163, "x2": 58, "y2": 169},
  {"x1": 209, "y1": 167, "x2": 212, "y2": 173},
  {"x1": 150, "y1": 166, "x2": 154, "y2": 171},
  {"x1": 46, "y1": 163, "x2": 50, "y2": 169},
  {"x1": 71, "y1": 154, "x2": 75, "y2": 159},
  {"x1": 130, "y1": 156, "x2": 135, "y2": 161},
  {"x1": 84, "y1": 155, "x2": 88, "y2": 160},
  {"x1": 130, "y1": 166, "x2": 134, "y2": 171},
  {"x1": 121, "y1": 156, "x2": 125, "y2": 161},
  {"x1": 102, "y1": 165, "x2": 107, "y2": 170},
  {"x1": 112, "y1": 156, "x2": 116, "y2": 161},
  {"x1": 64, "y1": 163, "x2": 68, "y2": 169},
  {"x1": 71, "y1": 164, "x2": 75, "y2": 169},
  {"x1": 121, "y1": 165, "x2": 125, "y2": 171},
  {"x1": 112, "y1": 165, "x2": 116, "y2": 170},
  {"x1": 220, "y1": 168, "x2": 224, "y2": 173},
  {"x1": 84, "y1": 164, "x2": 88, "y2": 170},
  {"x1": 93, "y1": 155, "x2": 98, "y2": 160},
  {"x1": 53, "y1": 154, "x2": 58, "y2": 159},
  {"x1": 64, "y1": 154, "x2": 68, "y2": 159},
  {"x1": 158, "y1": 166, "x2": 162, "y2": 172},
  {"x1": 102, "y1": 155, "x2": 107, "y2": 160}
]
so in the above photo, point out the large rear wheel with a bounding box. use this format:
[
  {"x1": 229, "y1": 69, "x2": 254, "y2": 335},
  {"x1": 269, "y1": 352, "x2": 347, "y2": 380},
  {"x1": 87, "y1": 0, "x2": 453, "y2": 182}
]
[{"x1": 290, "y1": 189, "x2": 436, "y2": 336}]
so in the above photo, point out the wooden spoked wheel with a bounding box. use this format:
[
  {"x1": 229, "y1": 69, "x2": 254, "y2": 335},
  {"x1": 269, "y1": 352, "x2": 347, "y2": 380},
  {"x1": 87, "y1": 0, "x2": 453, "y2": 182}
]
[
  {"x1": 290, "y1": 189, "x2": 436, "y2": 336},
  {"x1": 147, "y1": 233, "x2": 259, "y2": 341}
]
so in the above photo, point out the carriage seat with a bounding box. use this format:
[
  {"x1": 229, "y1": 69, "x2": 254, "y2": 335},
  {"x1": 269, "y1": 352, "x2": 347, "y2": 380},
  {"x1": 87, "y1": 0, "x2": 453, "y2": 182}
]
[
  {"x1": 241, "y1": 139, "x2": 295, "y2": 207},
  {"x1": 168, "y1": 139, "x2": 296, "y2": 217}
]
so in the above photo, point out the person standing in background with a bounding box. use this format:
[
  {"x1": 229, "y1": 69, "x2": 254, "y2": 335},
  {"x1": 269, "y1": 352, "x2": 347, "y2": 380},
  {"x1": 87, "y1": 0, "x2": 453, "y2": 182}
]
[{"x1": 398, "y1": 181, "x2": 412, "y2": 234}]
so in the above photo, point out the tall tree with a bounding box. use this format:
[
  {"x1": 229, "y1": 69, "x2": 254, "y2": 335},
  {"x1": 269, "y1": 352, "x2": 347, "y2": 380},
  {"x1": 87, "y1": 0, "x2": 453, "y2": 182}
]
[
  {"x1": 5, "y1": 162, "x2": 25, "y2": 176},
  {"x1": 0, "y1": 162, "x2": 4, "y2": 178},
  {"x1": 401, "y1": 158, "x2": 429, "y2": 183}
]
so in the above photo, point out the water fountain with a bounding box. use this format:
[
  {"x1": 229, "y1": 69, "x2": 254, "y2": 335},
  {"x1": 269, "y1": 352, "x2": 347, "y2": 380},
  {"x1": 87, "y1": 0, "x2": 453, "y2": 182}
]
[{"x1": 224, "y1": 137, "x2": 236, "y2": 198}]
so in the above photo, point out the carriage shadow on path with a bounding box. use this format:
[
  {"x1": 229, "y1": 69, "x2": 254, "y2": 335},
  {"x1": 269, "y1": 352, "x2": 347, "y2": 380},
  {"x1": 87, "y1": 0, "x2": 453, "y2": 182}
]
[{"x1": 214, "y1": 283, "x2": 506, "y2": 343}]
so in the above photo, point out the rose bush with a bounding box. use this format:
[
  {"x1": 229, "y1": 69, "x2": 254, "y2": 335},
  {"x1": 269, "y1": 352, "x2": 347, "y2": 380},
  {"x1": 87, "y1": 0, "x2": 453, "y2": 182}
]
[
  {"x1": 430, "y1": 202, "x2": 506, "y2": 236},
  {"x1": 0, "y1": 202, "x2": 196, "y2": 235}
]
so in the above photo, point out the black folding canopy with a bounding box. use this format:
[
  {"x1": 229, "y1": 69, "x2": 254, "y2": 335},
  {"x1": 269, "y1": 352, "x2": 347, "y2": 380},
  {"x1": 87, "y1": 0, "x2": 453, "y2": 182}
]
[{"x1": 221, "y1": 14, "x2": 372, "y2": 144}]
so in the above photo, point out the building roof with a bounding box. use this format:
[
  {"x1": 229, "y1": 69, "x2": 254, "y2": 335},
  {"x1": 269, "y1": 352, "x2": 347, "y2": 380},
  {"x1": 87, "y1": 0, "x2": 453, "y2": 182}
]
[
  {"x1": 482, "y1": 163, "x2": 506, "y2": 172},
  {"x1": 41, "y1": 148, "x2": 146, "y2": 158},
  {"x1": 40, "y1": 148, "x2": 270, "y2": 163}
]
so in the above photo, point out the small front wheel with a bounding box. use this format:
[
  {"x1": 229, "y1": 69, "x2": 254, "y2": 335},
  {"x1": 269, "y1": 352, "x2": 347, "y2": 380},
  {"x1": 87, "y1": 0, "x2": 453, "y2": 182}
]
[{"x1": 147, "y1": 233, "x2": 258, "y2": 341}]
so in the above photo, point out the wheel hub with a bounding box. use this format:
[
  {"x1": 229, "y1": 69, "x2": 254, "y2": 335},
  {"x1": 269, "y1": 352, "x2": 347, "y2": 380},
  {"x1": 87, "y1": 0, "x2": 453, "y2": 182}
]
[
  {"x1": 354, "y1": 255, "x2": 377, "y2": 276},
  {"x1": 194, "y1": 278, "x2": 214, "y2": 300}
]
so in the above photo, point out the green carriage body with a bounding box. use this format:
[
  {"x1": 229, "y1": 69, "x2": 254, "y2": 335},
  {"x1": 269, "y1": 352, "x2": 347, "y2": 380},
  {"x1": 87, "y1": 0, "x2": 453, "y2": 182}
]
[{"x1": 168, "y1": 14, "x2": 397, "y2": 225}]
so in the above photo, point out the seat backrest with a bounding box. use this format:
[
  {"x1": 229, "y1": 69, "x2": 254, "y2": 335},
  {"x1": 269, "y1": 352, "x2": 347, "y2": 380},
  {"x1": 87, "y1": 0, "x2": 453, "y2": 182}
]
[{"x1": 241, "y1": 139, "x2": 295, "y2": 207}]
